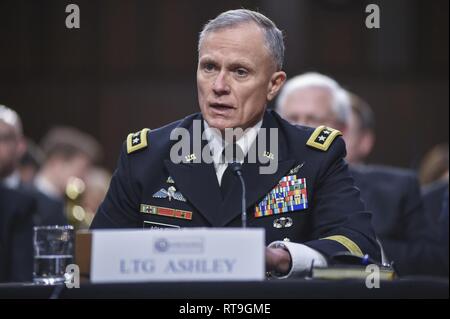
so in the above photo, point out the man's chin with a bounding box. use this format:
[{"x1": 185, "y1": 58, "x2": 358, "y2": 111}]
[{"x1": 204, "y1": 117, "x2": 237, "y2": 131}]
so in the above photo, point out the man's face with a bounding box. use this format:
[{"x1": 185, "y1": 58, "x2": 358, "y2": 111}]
[
  {"x1": 344, "y1": 111, "x2": 374, "y2": 164},
  {"x1": 64, "y1": 154, "x2": 91, "y2": 182},
  {"x1": 0, "y1": 121, "x2": 22, "y2": 178},
  {"x1": 279, "y1": 86, "x2": 342, "y2": 130},
  {"x1": 197, "y1": 22, "x2": 285, "y2": 132},
  {"x1": 48, "y1": 153, "x2": 92, "y2": 194}
]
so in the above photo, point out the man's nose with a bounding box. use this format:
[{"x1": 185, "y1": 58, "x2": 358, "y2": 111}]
[{"x1": 212, "y1": 71, "x2": 230, "y2": 96}]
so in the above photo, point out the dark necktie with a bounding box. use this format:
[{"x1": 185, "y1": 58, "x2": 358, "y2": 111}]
[{"x1": 220, "y1": 143, "x2": 244, "y2": 199}]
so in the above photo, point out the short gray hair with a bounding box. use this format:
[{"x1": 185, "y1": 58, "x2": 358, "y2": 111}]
[
  {"x1": 0, "y1": 104, "x2": 23, "y2": 134},
  {"x1": 198, "y1": 9, "x2": 285, "y2": 70},
  {"x1": 276, "y1": 72, "x2": 351, "y2": 126}
]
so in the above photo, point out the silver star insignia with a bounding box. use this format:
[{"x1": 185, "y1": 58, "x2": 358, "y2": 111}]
[
  {"x1": 323, "y1": 130, "x2": 331, "y2": 135},
  {"x1": 318, "y1": 135, "x2": 326, "y2": 142},
  {"x1": 133, "y1": 137, "x2": 140, "y2": 144},
  {"x1": 152, "y1": 186, "x2": 186, "y2": 202}
]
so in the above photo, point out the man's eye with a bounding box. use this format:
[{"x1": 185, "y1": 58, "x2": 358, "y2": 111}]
[
  {"x1": 203, "y1": 63, "x2": 215, "y2": 72},
  {"x1": 235, "y1": 68, "x2": 248, "y2": 77}
]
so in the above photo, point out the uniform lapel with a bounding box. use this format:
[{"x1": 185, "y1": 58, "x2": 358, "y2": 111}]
[{"x1": 164, "y1": 116, "x2": 223, "y2": 226}]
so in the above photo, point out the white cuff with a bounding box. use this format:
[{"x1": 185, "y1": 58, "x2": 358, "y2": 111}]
[{"x1": 268, "y1": 241, "x2": 328, "y2": 279}]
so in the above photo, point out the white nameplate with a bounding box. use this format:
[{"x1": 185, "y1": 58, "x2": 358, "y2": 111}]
[{"x1": 90, "y1": 228, "x2": 265, "y2": 283}]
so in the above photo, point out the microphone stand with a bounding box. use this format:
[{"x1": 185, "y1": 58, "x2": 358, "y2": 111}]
[{"x1": 230, "y1": 162, "x2": 247, "y2": 228}]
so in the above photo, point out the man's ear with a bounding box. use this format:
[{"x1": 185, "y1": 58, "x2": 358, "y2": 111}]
[
  {"x1": 360, "y1": 131, "x2": 375, "y2": 159},
  {"x1": 267, "y1": 71, "x2": 286, "y2": 101},
  {"x1": 16, "y1": 136, "x2": 27, "y2": 159}
]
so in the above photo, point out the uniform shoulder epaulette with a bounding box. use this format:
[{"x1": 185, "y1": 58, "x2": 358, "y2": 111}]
[
  {"x1": 306, "y1": 125, "x2": 342, "y2": 151},
  {"x1": 126, "y1": 128, "x2": 151, "y2": 154}
]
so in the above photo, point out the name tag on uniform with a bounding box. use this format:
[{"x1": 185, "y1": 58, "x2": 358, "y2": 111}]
[
  {"x1": 255, "y1": 175, "x2": 308, "y2": 218},
  {"x1": 143, "y1": 221, "x2": 180, "y2": 229}
]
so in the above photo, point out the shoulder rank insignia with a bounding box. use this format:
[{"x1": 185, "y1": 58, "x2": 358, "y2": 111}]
[
  {"x1": 306, "y1": 125, "x2": 342, "y2": 151},
  {"x1": 127, "y1": 128, "x2": 150, "y2": 154}
]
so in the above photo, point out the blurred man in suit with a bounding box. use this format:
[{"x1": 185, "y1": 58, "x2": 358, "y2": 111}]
[
  {"x1": 420, "y1": 144, "x2": 449, "y2": 277},
  {"x1": 0, "y1": 185, "x2": 35, "y2": 282},
  {"x1": 0, "y1": 104, "x2": 26, "y2": 189},
  {"x1": 0, "y1": 105, "x2": 35, "y2": 282},
  {"x1": 419, "y1": 143, "x2": 448, "y2": 187},
  {"x1": 19, "y1": 139, "x2": 45, "y2": 186},
  {"x1": 276, "y1": 72, "x2": 441, "y2": 276},
  {"x1": 0, "y1": 105, "x2": 68, "y2": 226}
]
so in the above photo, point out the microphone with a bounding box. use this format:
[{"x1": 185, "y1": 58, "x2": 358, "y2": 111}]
[{"x1": 229, "y1": 161, "x2": 247, "y2": 228}]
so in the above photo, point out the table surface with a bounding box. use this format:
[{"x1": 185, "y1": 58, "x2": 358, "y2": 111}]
[{"x1": 0, "y1": 277, "x2": 448, "y2": 299}]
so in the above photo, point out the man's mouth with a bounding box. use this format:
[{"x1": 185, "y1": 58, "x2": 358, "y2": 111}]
[{"x1": 209, "y1": 102, "x2": 234, "y2": 113}]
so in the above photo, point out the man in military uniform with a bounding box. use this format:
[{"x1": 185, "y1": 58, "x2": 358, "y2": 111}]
[{"x1": 91, "y1": 9, "x2": 380, "y2": 277}]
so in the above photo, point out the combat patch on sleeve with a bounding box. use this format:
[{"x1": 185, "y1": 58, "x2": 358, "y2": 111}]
[
  {"x1": 306, "y1": 125, "x2": 342, "y2": 151},
  {"x1": 127, "y1": 128, "x2": 150, "y2": 154}
]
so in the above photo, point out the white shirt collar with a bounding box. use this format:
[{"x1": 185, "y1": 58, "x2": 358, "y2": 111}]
[
  {"x1": 1, "y1": 171, "x2": 21, "y2": 189},
  {"x1": 34, "y1": 174, "x2": 61, "y2": 199},
  {"x1": 203, "y1": 120, "x2": 263, "y2": 165}
]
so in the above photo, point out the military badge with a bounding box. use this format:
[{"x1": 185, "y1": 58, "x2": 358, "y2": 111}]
[
  {"x1": 273, "y1": 216, "x2": 293, "y2": 229},
  {"x1": 152, "y1": 186, "x2": 186, "y2": 202},
  {"x1": 263, "y1": 151, "x2": 275, "y2": 160},
  {"x1": 166, "y1": 176, "x2": 175, "y2": 184},
  {"x1": 184, "y1": 153, "x2": 197, "y2": 162},
  {"x1": 255, "y1": 175, "x2": 308, "y2": 218},
  {"x1": 140, "y1": 204, "x2": 192, "y2": 220},
  {"x1": 288, "y1": 162, "x2": 305, "y2": 175}
]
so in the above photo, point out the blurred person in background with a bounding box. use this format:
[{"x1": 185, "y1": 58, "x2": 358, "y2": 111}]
[
  {"x1": 0, "y1": 184, "x2": 35, "y2": 282},
  {"x1": 275, "y1": 73, "x2": 350, "y2": 133},
  {"x1": 419, "y1": 143, "x2": 448, "y2": 187},
  {"x1": 344, "y1": 93, "x2": 447, "y2": 276},
  {"x1": 0, "y1": 104, "x2": 27, "y2": 189},
  {"x1": 420, "y1": 143, "x2": 449, "y2": 222},
  {"x1": 420, "y1": 144, "x2": 449, "y2": 275},
  {"x1": 67, "y1": 166, "x2": 111, "y2": 229},
  {"x1": 276, "y1": 72, "x2": 445, "y2": 276},
  {"x1": 82, "y1": 167, "x2": 111, "y2": 220},
  {"x1": 0, "y1": 104, "x2": 35, "y2": 282},
  {"x1": 18, "y1": 138, "x2": 45, "y2": 186},
  {"x1": 342, "y1": 94, "x2": 375, "y2": 165},
  {"x1": 0, "y1": 185, "x2": 36, "y2": 282},
  {"x1": 33, "y1": 126, "x2": 102, "y2": 227}
]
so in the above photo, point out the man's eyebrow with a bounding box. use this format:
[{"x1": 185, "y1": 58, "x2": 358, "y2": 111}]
[
  {"x1": 199, "y1": 57, "x2": 216, "y2": 64},
  {"x1": 228, "y1": 61, "x2": 254, "y2": 69},
  {"x1": 198, "y1": 57, "x2": 254, "y2": 69}
]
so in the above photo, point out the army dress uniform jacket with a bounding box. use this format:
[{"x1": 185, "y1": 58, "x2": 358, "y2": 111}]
[{"x1": 91, "y1": 110, "x2": 381, "y2": 263}]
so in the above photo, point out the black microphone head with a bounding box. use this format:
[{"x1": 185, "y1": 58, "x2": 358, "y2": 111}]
[{"x1": 229, "y1": 161, "x2": 243, "y2": 175}]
